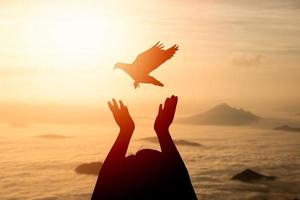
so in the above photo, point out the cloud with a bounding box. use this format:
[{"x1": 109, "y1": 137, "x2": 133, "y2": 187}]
[
  {"x1": 0, "y1": 67, "x2": 55, "y2": 77},
  {"x1": 0, "y1": 67, "x2": 94, "y2": 77},
  {"x1": 9, "y1": 121, "x2": 30, "y2": 128},
  {"x1": 0, "y1": 103, "x2": 108, "y2": 125},
  {"x1": 232, "y1": 54, "x2": 263, "y2": 67},
  {"x1": 0, "y1": 67, "x2": 37, "y2": 76}
]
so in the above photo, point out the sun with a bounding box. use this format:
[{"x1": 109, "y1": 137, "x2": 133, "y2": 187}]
[
  {"x1": 23, "y1": 9, "x2": 123, "y2": 68},
  {"x1": 48, "y1": 15, "x2": 108, "y2": 54}
]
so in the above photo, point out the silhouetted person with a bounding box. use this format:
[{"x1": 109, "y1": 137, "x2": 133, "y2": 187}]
[
  {"x1": 92, "y1": 95, "x2": 197, "y2": 200},
  {"x1": 114, "y1": 42, "x2": 179, "y2": 89}
]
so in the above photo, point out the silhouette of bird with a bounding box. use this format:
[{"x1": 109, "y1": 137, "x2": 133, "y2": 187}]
[{"x1": 114, "y1": 42, "x2": 179, "y2": 89}]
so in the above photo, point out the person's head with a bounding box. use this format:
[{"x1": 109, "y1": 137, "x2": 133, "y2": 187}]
[
  {"x1": 116, "y1": 148, "x2": 192, "y2": 199},
  {"x1": 127, "y1": 149, "x2": 162, "y2": 161},
  {"x1": 125, "y1": 149, "x2": 165, "y2": 173}
]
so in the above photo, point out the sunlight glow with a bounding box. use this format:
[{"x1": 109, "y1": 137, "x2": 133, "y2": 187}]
[
  {"x1": 48, "y1": 16, "x2": 109, "y2": 54},
  {"x1": 23, "y1": 9, "x2": 123, "y2": 68}
]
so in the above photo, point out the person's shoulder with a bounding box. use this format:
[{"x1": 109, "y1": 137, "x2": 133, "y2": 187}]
[{"x1": 125, "y1": 149, "x2": 165, "y2": 167}]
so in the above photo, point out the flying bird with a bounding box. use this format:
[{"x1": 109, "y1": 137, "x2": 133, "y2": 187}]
[{"x1": 114, "y1": 42, "x2": 179, "y2": 89}]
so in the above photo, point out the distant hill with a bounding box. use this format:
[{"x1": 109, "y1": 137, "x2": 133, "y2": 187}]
[
  {"x1": 36, "y1": 134, "x2": 69, "y2": 139},
  {"x1": 274, "y1": 125, "x2": 300, "y2": 132},
  {"x1": 178, "y1": 103, "x2": 260, "y2": 126},
  {"x1": 232, "y1": 169, "x2": 276, "y2": 183},
  {"x1": 75, "y1": 162, "x2": 102, "y2": 175},
  {"x1": 139, "y1": 137, "x2": 202, "y2": 147}
]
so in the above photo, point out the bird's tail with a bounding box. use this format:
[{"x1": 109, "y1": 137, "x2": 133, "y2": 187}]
[{"x1": 146, "y1": 76, "x2": 164, "y2": 87}]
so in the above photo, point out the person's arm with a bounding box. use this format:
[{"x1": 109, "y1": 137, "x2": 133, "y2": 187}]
[
  {"x1": 102, "y1": 99, "x2": 134, "y2": 167},
  {"x1": 154, "y1": 96, "x2": 182, "y2": 161},
  {"x1": 92, "y1": 99, "x2": 134, "y2": 199},
  {"x1": 154, "y1": 95, "x2": 197, "y2": 199}
]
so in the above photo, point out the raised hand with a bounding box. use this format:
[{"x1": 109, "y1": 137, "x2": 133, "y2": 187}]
[
  {"x1": 108, "y1": 99, "x2": 135, "y2": 133},
  {"x1": 154, "y1": 95, "x2": 178, "y2": 133}
]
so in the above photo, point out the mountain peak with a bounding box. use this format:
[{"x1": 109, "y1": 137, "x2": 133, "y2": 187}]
[
  {"x1": 179, "y1": 103, "x2": 259, "y2": 126},
  {"x1": 210, "y1": 103, "x2": 233, "y2": 112}
]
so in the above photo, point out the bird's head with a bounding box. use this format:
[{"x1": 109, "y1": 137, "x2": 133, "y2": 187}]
[
  {"x1": 113, "y1": 62, "x2": 121, "y2": 70},
  {"x1": 113, "y1": 62, "x2": 130, "y2": 71}
]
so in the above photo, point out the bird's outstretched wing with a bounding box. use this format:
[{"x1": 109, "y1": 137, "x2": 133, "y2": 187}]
[{"x1": 132, "y1": 42, "x2": 178, "y2": 74}]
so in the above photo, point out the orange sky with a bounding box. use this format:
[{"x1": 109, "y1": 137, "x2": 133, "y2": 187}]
[{"x1": 0, "y1": 0, "x2": 300, "y2": 119}]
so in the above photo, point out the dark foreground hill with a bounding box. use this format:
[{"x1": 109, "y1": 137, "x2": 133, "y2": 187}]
[
  {"x1": 140, "y1": 137, "x2": 202, "y2": 147},
  {"x1": 75, "y1": 162, "x2": 102, "y2": 175},
  {"x1": 274, "y1": 125, "x2": 300, "y2": 132},
  {"x1": 36, "y1": 134, "x2": 69, "y2": 139},
  {"x1": 178, "y1": 103, "x2": 260, "y2": 126},
  {"x1": 232, "y1": 169, "x2": 276, "y2": 183}
]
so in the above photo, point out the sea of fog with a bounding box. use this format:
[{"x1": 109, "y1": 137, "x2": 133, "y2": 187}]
[{"x1": 1, "y1": 122, "x2": 300, "y2": 200}]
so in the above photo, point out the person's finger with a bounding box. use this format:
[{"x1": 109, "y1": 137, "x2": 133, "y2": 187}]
[
  {"x1": 108, "y1": 100, "x2": 118, "y2": 116},
  {"x1": 164, "y1": 97, "x2": 170, "y2": 108},
  {"x1": 173, "y1": 96, "x2": 178, "y2": 111},
  {"x1": 158, "y1": 104, "x2": 163, "y2": 113},
  {"x1": 168, "y1": 96, "x2": 174, "y2": 109},
  {"x1": 168, "y1": 96, "x2": 177, "y2": 111},
  {"x1": 124, "y1": 105, "x2": 129, "y2": 114},
  {"x1": 112, "y1": 99, "x2": 119, "y2": 110},
  {"x1": 173, "y1": 96, "x2": 178, "y2": 106},
  {"x1": 174, "y1": 96, "x2": 178, "y2": 107},
  {"x1": 119, "y1": 100, "x2": 125, "y2": 110},
  {"x1": 108, "y1": 101, "x2": 113, "y2": 112}
]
